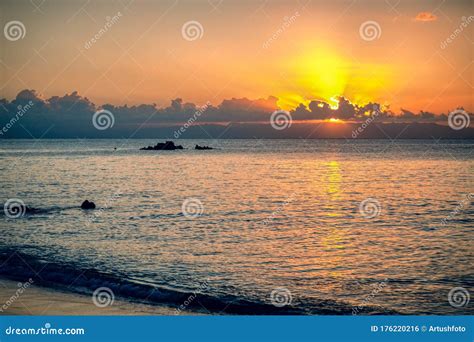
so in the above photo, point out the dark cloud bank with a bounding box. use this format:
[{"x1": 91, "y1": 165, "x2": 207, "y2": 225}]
[{"x1": 1, "y1": 89, "x2": 473, "y2": 139}]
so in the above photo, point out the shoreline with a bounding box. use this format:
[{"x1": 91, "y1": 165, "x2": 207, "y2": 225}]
[{"x1": 0, "y1": 278, "x2": 198, "y2": 316}]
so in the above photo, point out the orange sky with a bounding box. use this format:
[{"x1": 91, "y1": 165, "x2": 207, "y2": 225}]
[{"x1": 1, "y1": 0, "x2": 472, "y2": 114}]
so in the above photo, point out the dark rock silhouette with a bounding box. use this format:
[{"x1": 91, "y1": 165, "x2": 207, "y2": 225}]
[
  {"x1": 195, "y1": 144, "x2": 213, "y2": 150},
  {"x1": 140, "y1": 141, "x2": 184, "y2": 150},
  {"x1": 81, "y1": 200, "x2": 96, "y2": 209}
]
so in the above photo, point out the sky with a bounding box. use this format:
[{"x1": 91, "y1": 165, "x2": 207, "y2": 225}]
[{"x1": 0, "y1": 0, "x2": 472, "y2": 115}]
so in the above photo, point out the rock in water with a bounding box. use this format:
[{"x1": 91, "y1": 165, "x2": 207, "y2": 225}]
[
  {"x1": 140, "y1": 141, "x2": 184, "y2": 151},
  {"x1": 195, "y1": 144, "x2": 213, "y2": 150},
  {"x1": 81, "y1": 200, "x2": 96, "y2": 209}
]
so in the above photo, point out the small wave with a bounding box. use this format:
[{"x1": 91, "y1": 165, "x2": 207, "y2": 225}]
[
  {"x1": 0, "y1": 248, "x2": 393, "y2": 315},
  {"x1": 0, "y1": 205, "x2": 77, "y2": 217}
]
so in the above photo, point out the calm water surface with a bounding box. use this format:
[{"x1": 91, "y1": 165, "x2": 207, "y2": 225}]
[{"x1": 0, "y1": 139, "x2": 473, "y2": 314}]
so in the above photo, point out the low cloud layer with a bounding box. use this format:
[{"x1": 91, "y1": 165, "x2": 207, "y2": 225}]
[{"x1": 0, "y1": 89, "x2": 471, "y2": 138}]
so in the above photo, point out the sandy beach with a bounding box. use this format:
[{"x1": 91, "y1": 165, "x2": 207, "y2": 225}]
[{"x1": 0, "y1": 278, "x2": 180, "y2": 315}]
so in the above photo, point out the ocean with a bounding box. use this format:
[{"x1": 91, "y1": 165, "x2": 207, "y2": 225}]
[{"x1": 0, "y1": 139, "x2": 473, "y2": 315}]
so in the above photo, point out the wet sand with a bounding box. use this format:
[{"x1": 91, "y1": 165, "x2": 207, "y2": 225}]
[{"x1": 0, "y1": 278, "x2": 181, "y2": 315}]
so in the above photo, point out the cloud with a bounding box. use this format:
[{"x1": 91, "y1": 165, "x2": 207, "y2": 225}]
[
  {"x1": 414, "y1": 12, "x2": 438, "y2": 22},
  {"x1": 0, "y1": 89, "x2": 468, "y2": 138}
]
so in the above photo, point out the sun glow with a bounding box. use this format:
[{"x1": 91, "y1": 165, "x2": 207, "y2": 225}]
[
  {"x1": 276, "y1": 45, "x2": 394, "y2": 111},
  {"x1": 295, "y1": 48, "x2": 348, "y2": 103}
]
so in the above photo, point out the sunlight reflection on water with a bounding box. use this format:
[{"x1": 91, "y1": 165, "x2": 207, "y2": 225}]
[{"x1": 0, "y1": 139, "x2": 473, "y2": 314}]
